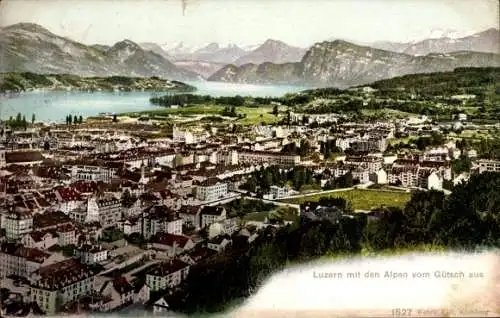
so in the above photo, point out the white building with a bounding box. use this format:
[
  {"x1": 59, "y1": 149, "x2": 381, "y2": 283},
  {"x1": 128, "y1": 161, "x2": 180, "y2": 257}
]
[
  {"x1": 56, "y1": 224, "x2": 79, "y2": 246},
  {"x1": 200, "y1": 206, "x2": 227, "y2": 229},
  {"x1": 370, "y1": 169, "x2": 388, "y2": 185},
  {"x1": 4, "y1": 210, "x2": 33, "y2": 241},
  {"x1": 238, "y1": 150, "x2": 301, "y2": 166},
  {"x1": 98, "y1": 276, "x2": 135, "y2": 311},
  {"x1": 122, "y1": 217, "x2": 142, "y2": 235},
  {"x1": 74, "y1": 244, "x2": 108, "y2": 265},
  {"x1": 194, "y1": 178, "x2": 228, "y2": 202},
  {"x1": 146, "y1": 259, "x2": 190, "y2": 292},
  {"x1": 63, "y1": 164, "x2": 118, "y2": 183},
  {"x1": 0, "y1": 243, "x2": 65, "y2": 279},
  {"x1": 477, "y1": 159, "x2": 500, "y2": 173},
  {"x1": 142, "y1": 205, "x2": 183, "y2": 240},
  {"x1": 352, "y1": 168, "x2": 371, "y2": 184},
  {"x1": 21, "y1": 231, "x2": 58, "y2": 250},
  {"x1": 86, "y1": 196, "x2": 122, "y2": 228},
  {"x1": 267, "y1": 185, "x2": 295, "y2": 200}
]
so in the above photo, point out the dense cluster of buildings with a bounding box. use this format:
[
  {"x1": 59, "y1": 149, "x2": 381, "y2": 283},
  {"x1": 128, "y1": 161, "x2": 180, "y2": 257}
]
[{"x1": 0, "y1": 112, "x2": 496, "y2": 316}]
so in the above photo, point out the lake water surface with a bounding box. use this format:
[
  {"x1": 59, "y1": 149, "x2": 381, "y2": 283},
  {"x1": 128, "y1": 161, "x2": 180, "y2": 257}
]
[{"x1": 0, "y1": 81, "x2": 306, "y2": 123}]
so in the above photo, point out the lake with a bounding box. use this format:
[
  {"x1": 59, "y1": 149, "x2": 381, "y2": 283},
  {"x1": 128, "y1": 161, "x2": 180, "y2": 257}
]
[{"x1": 0, "y1": 81, "x2": 306, "y2": 123}]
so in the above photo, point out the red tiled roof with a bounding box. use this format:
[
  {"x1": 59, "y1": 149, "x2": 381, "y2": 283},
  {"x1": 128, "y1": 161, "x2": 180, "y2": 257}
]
[
  {"x1": 34, "y1": 211, "x2": 72, "y2": 230},
  {"x1": 5, "y1": 151, "x2": 44, "y2": 164},
  {"x1": 31, "y1": 259, "x2": 94, "y2": 290},
  {"x1": 0, "y1": 243, "x2": 50, "y2": 263},
  {"x1": 56, "y1": 187, "x2": 83, "y2": 202},
  {"x1": 70, "y1": 181, "x2": 100, "y2": 194},
  {"x1": 28, "y1": 230, "x2": 58, "y2": 242},
  {"x1": 111, "y1": 276, "x2": 134, "y2": 295}
]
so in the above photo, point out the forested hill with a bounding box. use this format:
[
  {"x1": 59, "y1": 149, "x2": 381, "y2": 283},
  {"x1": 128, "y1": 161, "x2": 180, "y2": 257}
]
[
  {"x1": 0, "y1": 72, "x2": 197, "y2": 93},
  {"x1": 365, "y1": 67, "x2": 500, "y2": 97}
]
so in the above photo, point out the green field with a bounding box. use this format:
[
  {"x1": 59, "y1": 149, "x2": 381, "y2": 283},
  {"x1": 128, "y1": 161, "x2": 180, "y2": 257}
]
[
  {"x1": 281, "y1": 189, "x2": 412, "y2": 210},
  {"x1": 121, "y1": 104, "x2": 282, "y2": 125},
  {"x1": 243, "y1": 211, "x2": 269, "y2": 222},
  {"x1": 242, "y1": 206, "x2": 300, "y2": 223}
]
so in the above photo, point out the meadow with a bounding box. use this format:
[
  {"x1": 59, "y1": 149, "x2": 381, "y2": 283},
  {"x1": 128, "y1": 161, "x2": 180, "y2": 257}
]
[{"x1": 281, "y1": 189, "x2": 412, "y2": 211}]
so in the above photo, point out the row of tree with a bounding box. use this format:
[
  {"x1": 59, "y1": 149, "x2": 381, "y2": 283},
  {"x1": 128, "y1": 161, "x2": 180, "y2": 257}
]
[
  {"x1": 5, "y1": 113, "x2": 36, "y2": 129},
  {"x1": 65, "y1": 114, "x2": 84, "y2": 125},
  {"x1": 150, "y1": 94, "x2": 247, "y2": 107}
]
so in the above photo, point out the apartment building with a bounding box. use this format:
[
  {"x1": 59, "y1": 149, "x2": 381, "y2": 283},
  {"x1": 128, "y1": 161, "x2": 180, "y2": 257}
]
[
  {"x1": 477, "y1": 159, "x2": 500, "y2": 173},
  {"x1": 238, "y1": 150, "x2": 301, "y2": 166},
  {"x1": 194, "y1": 178, "x2": 228, "y2": 202},
  {"x1": 142, "y1": 205, "x2": 183, "y2": 240},
  {"x1": 29, "y1": 258, "x2": 96, "y2": 314},
  {"x1": 200, "y1": 206, "x2": 227, "y2": 228},
  {"x1": 63, "y1": 164, "x2": 118, "y2": 183},
  {"x1": 86, "y1": 195, "x2": 122, "y2": 228},
  {"x1": 4, "y1": 210, "x2": 33, "y2": 241},
  {"x1": 74, "y1": 244, "x2": 108, "y2": 265},
  {"x1": 21, "y1": 230, "x2": 58, "y2": 250},
  {"x1": 56, "y1": 223, "x2": 79, "y2": 246},
  {"x1": 178, "y1": 205, "x2": 202, "y2": 229},
  {"x1": 349, "y1": 137, "x2": 387, "y2": 153},
  {"x1": 146, "y1": 259, "x2": 190, "y2": 292},
  {"x1": 0, "y1": 243, "x2": 64, "y2": 278},
  {"x1": 344, "y1": 154, "x2": 384, "y2": 174}
]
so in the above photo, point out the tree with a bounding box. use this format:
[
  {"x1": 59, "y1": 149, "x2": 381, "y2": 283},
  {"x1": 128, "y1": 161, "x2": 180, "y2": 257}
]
[
  {"x1": 68, "y1": 114, "x2": 73, "y2": 125},
  {"x1": 31, "y1": 113, "x2": 35, "y2": 124},
  {"x1": 121, "y1": 189, "x2": 132, "y2": 207},
  {"x1": 78, "y1": 115, "x2": 83, "y2": 124},
  {"x1": 452, "y1": 156, "x2": 472, "y2": 174},
  {"x1": 21, "y1": 115, "x2": 27, "y2": 129},
  {"x1": 272, "y1": 105, "x2": 278, "y2": 116},
  {"x1": 112, "y1": 114, "x2": 118, "y2": 122}
]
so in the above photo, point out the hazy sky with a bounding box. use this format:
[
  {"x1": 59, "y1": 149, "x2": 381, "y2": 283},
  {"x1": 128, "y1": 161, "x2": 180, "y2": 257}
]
[{"x1": 0, "y1": 0, "x2": 498, "y2": 48}]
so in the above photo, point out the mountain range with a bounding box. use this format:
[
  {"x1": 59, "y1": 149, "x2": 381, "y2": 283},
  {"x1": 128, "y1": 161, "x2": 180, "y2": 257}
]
[
  {"x1": 368, "y1": 28, "x2": 499, "y2": 56},
  {"x1": 209, "y1": 40, "x2": 500, "y2": 87},
  {"x1": 0, "y1": 23, "x2": 200, "y2": 81},
  {"x1": 1, "y1": 23, "x2": 498, "y2": 87}
]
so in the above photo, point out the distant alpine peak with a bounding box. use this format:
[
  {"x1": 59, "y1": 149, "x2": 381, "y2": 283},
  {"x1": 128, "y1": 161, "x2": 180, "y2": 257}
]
[
  {"x1": 408, "y1": 28, "x2": 477, "y2": 42},
  {"x1": 429, "y1": 28, "x2": 469, "y2": 39}
]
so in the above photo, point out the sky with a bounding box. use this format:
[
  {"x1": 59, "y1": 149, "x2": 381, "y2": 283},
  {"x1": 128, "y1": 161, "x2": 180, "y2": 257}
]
[{"x1": 0, "y1": 0, "x2": 498, "y2": 48}]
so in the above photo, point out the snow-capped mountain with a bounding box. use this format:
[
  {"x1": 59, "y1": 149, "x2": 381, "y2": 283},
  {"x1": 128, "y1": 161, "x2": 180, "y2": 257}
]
[
  {"x1": 368, "y1": 28, "x2": 499, "y2": 56},
  {"x1": 0, "y1": 23, "x2": 199, "y2": 80},
  {"x1": 162, "y1": 42, "x2": 208, "y2": 59},
  {"x1": 403, "y1": 28, "x2": 500, "y2": 56},
  {"x1": 423, "y1": 28, "x2": 476, "y2": 40},
  {"x1": 163, "y1": 42, "x2": 248, "y2": 64}
]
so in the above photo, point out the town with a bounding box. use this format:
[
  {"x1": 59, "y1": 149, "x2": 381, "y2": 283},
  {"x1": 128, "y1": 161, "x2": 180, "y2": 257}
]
[{"x1": 0, "y1": 68, "x2": 499, "y2": 316}]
